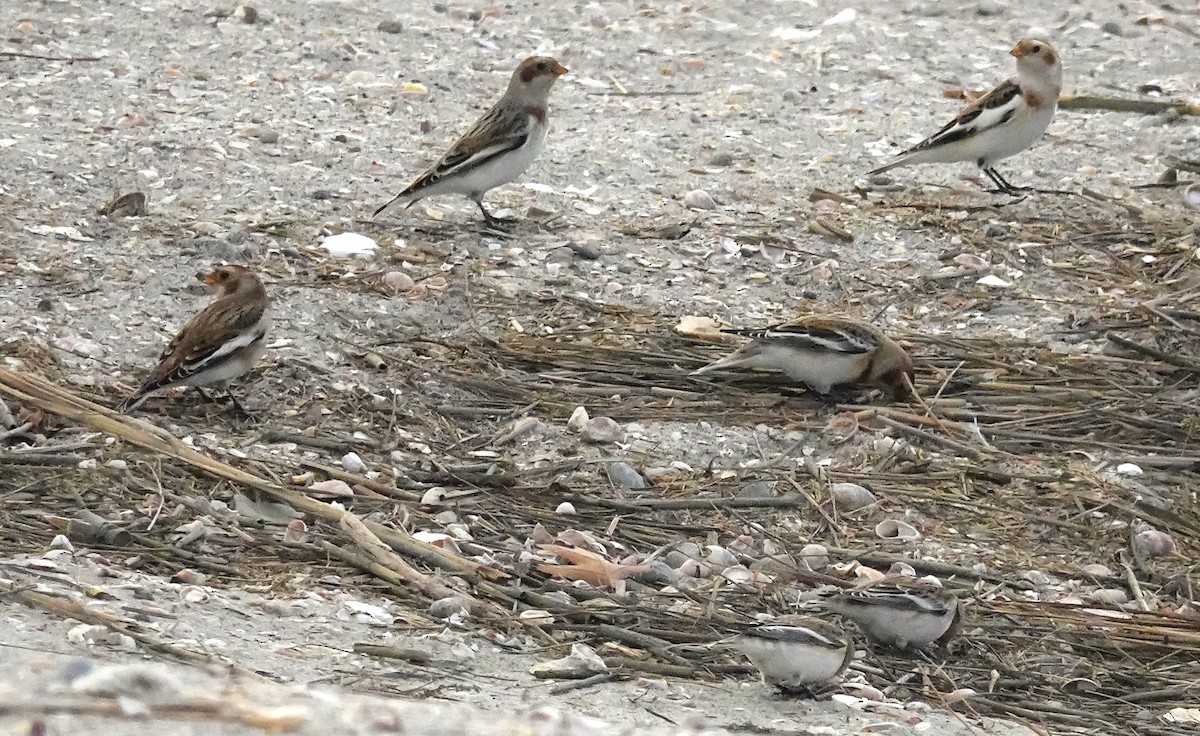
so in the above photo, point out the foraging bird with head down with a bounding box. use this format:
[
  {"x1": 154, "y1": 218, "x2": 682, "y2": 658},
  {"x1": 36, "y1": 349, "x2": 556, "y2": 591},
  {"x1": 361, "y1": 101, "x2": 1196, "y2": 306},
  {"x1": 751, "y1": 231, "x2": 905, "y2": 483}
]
[
  {"x1": 732, "y1": 618, "x2": 854, "y2": 693},
  {"x1": 805, "y1": 583, "x2": 962, "y2": 651},
  {"x1": 691, "y1": 315, "x2": 915, "y2": 402}
]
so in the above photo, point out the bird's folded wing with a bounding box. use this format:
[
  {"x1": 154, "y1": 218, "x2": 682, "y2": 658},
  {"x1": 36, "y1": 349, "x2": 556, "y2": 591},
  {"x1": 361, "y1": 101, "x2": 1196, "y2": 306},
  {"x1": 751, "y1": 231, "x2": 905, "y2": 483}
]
[
  {"x1": 410, "y1": 108, "x2": 532, "y2": 189},
  {"x1": 148, "y1": 301, "x2": 267, "y2": 385},
  {"x1": 758, "y1": 321, "x2": 878, "y2": 354},
  {"x1": 905, "y1": 78, "x2": 1023, "y2": 153},
  {"x1": 842, "y1": 588, "x2": 954, "y2": 615},
  {"x1": 744, "y1": 625, "x2": 839, "y2": 646}
]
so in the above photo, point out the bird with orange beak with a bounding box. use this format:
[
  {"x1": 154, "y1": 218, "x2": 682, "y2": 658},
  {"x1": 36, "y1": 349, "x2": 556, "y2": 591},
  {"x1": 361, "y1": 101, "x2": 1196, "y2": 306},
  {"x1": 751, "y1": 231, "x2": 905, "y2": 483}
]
[
  {"x1": 870, "y1": 39, "x2": 1062, "y2": 193},
  {"x1": 121, "y1": 265, "x2": 271, "y2": 415},
  {"x1": 691, "y1": 315, "x2": 915, "y2": 402},
  {"x1": 374, "y1": 56, "x2": 569, "y2": 228}
]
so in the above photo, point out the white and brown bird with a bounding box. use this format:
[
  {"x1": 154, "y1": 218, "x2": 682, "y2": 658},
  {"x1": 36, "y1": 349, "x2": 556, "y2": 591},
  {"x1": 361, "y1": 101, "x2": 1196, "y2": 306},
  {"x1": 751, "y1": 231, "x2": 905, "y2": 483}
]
[
  {"x1": 871, "y1": 39, "x2": 1063, "y2": 193},
  {"x1": 121, "y1": 265, "x2": 271, "y2": 414},
  {"x1": 733, "y1": 619, "x2": 853, "y2": 693},
  {"x1": 373, "y1": 56, "x2": 568, "y2": 228},
  {"x1": 691, "y1": 315, "x2": 915, "y2": 402},
  {"x1": 807, "y1": 584, "x2": 961, "y2": 650}
]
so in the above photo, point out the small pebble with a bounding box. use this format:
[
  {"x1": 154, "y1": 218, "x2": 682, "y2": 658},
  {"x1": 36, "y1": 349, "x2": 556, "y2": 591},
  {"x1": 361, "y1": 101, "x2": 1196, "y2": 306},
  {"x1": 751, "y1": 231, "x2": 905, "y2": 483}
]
[
  {"x1": 1022, "y1": 569, "x2": 1052, "y2": 587},
  {"x1": 1089, "y1": 588, "x2": 1129, "y2": 605},
  {"x1": 736, "y1": 481, "x2": 776, "y2": 499},
  {"x1": 629, "y1": 560, "x2": 678, "y2": 587},
  {"x1": 798, "y1": 543, "x2": 828, "y2": 571},
  {"x1": 566, "y1": 240, "x2": 601, "y2": 260},
  {"x1": 683, "y1": 189, "x2": 716, "y2": 210},
  {"x1": 606, "y1": 462, "x2": 646, "y2": 489},
  {"x1": 1132, "y1": 529, "x2": 1176, "y2": 560},
  {"x1": 1100, "y1": 21, "x2": 1122, "y2": 35},
  {"x1": 377, "y1": 19, "x2": 403, "y2": 33},
  {"x1": 234, "y1": 4, "x2": 257, "y2": 23},
  {"x1": 383, "y1": 271, "x2": 415, "y2": 293},
  {"x1": 830, "y1": 482, "x2": 877, "y2": 511},
  {"x1": 430, "y1": 596, "x2": 470, "y2": 619},
  {"x1": 554, "y1": 501, "x2": 577, "y2": 515},
  {"x1": 257, "y1": 129, "x2": 279, "y2": 144},
  {"x1": 663, "y1": 550, "x2": 691, "y2": 568},
  {"x1": 708, "y1": 152, "x2": 734, "y2": 167},
  {"x1": 581, "y1": 416, "x2": 624, "y2": 444}
]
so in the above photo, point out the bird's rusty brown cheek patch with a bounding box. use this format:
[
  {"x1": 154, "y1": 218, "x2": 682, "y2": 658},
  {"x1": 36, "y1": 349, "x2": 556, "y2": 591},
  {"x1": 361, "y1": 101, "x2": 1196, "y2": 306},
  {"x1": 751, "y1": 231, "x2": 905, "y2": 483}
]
[
  {"x1": 530, "y1": 107, "x2": 547, "y2": 124},
  {"x1": 1024, "y1": 90, "x2": 1042, "y2": 108}
]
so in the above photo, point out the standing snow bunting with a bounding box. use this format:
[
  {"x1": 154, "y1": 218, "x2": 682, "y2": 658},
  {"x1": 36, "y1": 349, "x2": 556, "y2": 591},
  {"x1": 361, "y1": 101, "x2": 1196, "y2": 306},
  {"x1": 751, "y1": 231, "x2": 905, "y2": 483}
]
[
  {"x1": 374, "y1": 56, "x2": 568, "y2": 228},
  {"x1": 871, "y1": 39, "x2": 1062, "y2": 193},
  {"x1": 121, "y1": 265, "x2": 270, "y2": 415}
]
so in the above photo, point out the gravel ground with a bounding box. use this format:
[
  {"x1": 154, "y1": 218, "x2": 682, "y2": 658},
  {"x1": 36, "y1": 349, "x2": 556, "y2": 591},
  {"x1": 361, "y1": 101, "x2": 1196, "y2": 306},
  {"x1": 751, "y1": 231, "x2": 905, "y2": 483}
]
[{"x1": 1, "y1": 0, "x2": 1198, "y2": 734}]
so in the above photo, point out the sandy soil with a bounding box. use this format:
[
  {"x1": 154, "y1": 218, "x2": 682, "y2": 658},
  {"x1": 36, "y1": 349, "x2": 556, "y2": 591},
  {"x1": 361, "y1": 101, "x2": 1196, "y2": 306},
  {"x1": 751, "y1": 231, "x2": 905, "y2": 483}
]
[{"x1": 1, "y1": 0, "x2": 1198, "y2": 734}]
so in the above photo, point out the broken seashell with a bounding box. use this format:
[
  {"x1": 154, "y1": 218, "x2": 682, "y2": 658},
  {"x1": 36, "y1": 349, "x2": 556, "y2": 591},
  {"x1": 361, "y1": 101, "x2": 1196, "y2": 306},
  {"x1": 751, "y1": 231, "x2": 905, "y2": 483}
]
[{"x1": 874, "y1": 519, "x2": 920, "y2": 540}]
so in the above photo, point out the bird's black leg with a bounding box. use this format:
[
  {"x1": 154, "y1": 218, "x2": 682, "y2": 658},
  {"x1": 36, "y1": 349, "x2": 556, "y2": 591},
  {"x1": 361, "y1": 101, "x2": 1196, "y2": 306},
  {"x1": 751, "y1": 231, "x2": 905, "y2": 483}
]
[
  {"x1": 194, "y1": 387, "x2": 219, "y2": 405},
  {"x1": 476, "y1": 198, "x2": 515, "y2": 230},
  {"x1": 983, "y1": 167, "x2": 1029, "y2": 194},
  {"x1": 224, "y1": 390, "x2": 253, "y2": 419}
]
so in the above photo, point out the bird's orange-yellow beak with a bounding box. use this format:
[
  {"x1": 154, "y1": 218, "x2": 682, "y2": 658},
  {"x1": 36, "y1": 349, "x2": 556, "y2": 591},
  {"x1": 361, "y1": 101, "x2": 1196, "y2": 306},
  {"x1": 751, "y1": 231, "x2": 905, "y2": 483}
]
[
  {"x1": 200, "y1": 270, "x2": 219, "y2": 286},
  {"x1": 552, "y1": 62, "x2": 568, "y2": 76},
  {"x1": 1010, "y1": 40, "x2": 1031, "y2": 58}
]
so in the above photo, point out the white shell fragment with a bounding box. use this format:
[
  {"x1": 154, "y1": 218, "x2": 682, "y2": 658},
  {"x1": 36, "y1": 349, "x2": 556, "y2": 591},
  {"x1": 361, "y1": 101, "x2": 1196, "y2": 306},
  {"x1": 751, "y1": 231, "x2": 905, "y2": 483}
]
[
  {"x1": 874, "y1": 519, "x2": 921, "y2": 541},
  {"x1": 309, "y1": 479, "x2": 354, "y2": 498},
  {"x1": 976, "y1": 274, "x2": 1012, "y2": 288},
  {"x1": 530, "y1": 643, "x2": 608, "y2": 678},
  {"x1": 1184, "y1": 183, "x2": 1200, "y2": 209},
  {"x1": 1115, "y1": 463, "x2": 1143, "y2": 476},
  {"x1": 341, "y1": 452, "x2": 368, "y2": 474},
  {"x1": 567, "y1": 406, "x2": 589, "y2": 431},
  {"x1": 555, "y1": 502, "x2": 577, "y2": 515},
  {"x1": 320, "y1": 232, "x2": 378, "y2": 258}
]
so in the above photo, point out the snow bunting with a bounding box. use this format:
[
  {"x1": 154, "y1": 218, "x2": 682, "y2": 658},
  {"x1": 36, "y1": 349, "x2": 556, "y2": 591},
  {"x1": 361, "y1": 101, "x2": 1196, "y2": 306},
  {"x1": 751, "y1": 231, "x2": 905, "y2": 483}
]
[
  {"x1": 808, "y1": 584, "x2": 961, "y2": 650},
  {"x1": 733, "y1": 619, "x2": 853, "y2": 692},
  {"x1": 691, "y1": 315, "x2": 915, "y2": 401},
  {"x1": 373, "y1": 56, "x2": 568, "y2": 228},
  {"x1": 871, "y1": 39, "x2": 1062, "y2": 193},
  {"x1": 121, "y1": 265, "x2": 270, "y2": 414}
]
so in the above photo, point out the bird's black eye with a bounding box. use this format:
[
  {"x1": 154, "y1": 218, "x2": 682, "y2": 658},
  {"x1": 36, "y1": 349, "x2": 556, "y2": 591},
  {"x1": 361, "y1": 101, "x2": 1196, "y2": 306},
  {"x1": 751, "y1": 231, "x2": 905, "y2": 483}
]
[
  {"x1": 1032, "y1": 44, "x2": 1041, "y2": 53},
  {"x1": 218, "y1": 271, "x2": 229, "y2": 280}
]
